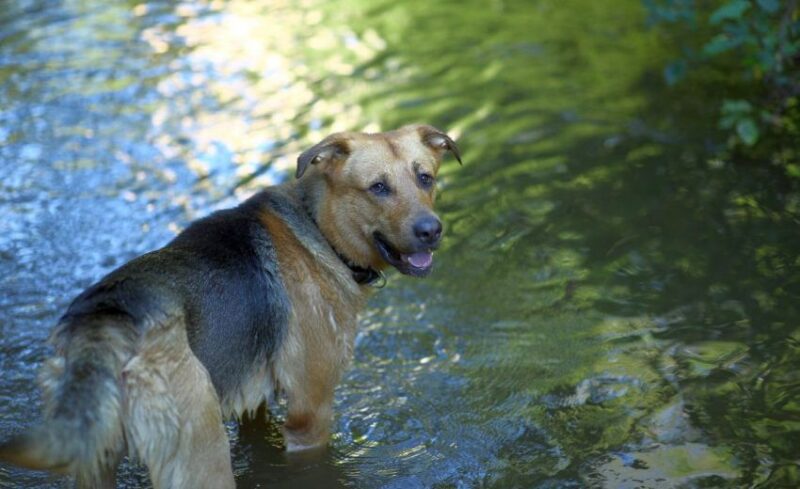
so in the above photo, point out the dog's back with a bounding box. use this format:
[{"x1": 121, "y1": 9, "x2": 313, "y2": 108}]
[{"x1": 163, "y1": 192, "x2": 292, "y2": 403}]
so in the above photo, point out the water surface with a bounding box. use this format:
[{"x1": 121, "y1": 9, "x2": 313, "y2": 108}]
[{"x1": 1, "y1": 0, "x2": 799, "y2": 487}]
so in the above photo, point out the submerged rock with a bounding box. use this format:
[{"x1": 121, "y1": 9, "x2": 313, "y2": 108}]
[{"x1": 595, "y1": 443, "x2": 738, "y2": 488}]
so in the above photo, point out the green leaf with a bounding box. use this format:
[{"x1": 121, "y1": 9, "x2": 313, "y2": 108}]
[
  {"x1": 720, "y1": 100, "x2": 753, "y2": 130},
  {"x1": 756, "y1": 0, "x2": 780, "y2": 14},
  {"x1": 720, "y1": 116, "x2": 737, "y2": 129},
  {"x1": 703, "y1": 34, "x2": 741, "y2": 55},
  {"x1": 736, "y1": 118, "x2": 759, "y2": 146},
  {"x1": 710, "y1": 1, "x2": 751, "y2": 25},
  {"x1": 722, "y1": 100, "x2": 752, "y2": 114}
]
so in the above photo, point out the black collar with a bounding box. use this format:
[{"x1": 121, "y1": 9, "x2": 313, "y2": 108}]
[
  {"x1": 337, "y1": 252, "x2": 386, "y2": 287},
  {"x1": 301, "y1": 192, "x2": 386, "y2": 287}
]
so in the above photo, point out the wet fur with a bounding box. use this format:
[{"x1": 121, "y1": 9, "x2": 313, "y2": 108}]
[{"x1": 0, "y1": 125, "x2": 459, "y2": 488}]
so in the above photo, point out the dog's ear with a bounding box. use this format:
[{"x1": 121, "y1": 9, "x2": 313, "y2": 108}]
[
  {"x1": 418, "y1": 125, "x2": 462, "y2": 165},
  {"x1": 296, "y1": 136, "x2": 350, "y2": 179}
]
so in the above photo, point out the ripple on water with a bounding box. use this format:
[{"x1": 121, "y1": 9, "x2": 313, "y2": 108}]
[{"x1": 3, "y1": 0, "x2": 796, "y2": 487}]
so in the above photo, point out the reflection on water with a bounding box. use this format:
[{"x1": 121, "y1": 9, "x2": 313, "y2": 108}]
[{"x1": 2, "y1": 0, "x2": 799, "y2": 487}]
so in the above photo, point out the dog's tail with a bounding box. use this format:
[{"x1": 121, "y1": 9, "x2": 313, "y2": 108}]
[{"x1": 0, "y1": 313, "x2": 138, "y2": 485}]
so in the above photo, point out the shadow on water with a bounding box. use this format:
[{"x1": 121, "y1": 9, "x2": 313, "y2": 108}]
[{"x1": 1, "y1": 0, "x2": 799, "y2": 487}]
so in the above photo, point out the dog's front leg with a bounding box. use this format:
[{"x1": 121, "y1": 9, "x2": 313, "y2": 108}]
[
  {"x1": 275, "y1": 300, "x2": 352, "y2": 451},
  {"x1": 283, "y1": 378, "x2": 336, "y2": 452}
]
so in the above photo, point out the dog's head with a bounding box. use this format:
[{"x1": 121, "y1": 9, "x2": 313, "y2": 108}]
[{"x1": 297, "y1": 124, "x2": 461, "y2": 277}]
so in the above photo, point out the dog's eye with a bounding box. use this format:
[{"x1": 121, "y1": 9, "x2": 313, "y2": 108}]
[
  {"x1": 418, "y1": 173, "x2": 434, "y2": 188},
  {"x1": 369, "y1": 181, "x2": 390, "y2": 196}
]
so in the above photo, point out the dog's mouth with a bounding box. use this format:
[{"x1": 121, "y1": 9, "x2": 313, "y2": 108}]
[{"x1": 373, "y1": 232, "x2": 434, "y2": 277}]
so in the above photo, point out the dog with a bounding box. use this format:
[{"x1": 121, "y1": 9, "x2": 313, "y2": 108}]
[{"x1": 0, "y1": 124, "x2": 461, "y2": 488}]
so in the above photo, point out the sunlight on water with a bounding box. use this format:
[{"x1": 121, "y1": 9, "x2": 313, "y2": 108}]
[
  {"x1": 141, "y1": 0, "x2": 391, "y2": 202},
  {"x1": 1, "y1": 0, "x2": 799, "y2": 487}
]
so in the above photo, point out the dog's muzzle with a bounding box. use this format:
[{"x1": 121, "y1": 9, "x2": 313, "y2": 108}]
[{"x1": 373, "y1": 232, "x2": 437, "y2": 277}]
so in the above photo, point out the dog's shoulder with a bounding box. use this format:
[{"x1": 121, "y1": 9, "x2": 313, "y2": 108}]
[
  {"x1": 165, "y1": 190, "x2": 300, "y2": 395},
  {"x1": 241, "y1": 185, "x2": 329, "y2": 252},
  {"x1": 249, "y1": 185, "x2": 361, "y2": 291}
]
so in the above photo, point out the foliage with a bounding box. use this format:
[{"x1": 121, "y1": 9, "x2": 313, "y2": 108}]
[{"x1": 645, "y1": 0, "x2": 800, "y2": 152}]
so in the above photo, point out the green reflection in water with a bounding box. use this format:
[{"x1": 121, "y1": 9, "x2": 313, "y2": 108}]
[
  {"x1": 2, "y1": 0, "x2": 799, "y2": 487},
  {"x1": 295, "y1": 0, "x2": 799, "y2": 486}
]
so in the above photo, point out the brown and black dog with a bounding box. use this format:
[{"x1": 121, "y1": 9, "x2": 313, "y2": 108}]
[{"x1": 0, "y1": 125, "x2": 460, "y2": 488}]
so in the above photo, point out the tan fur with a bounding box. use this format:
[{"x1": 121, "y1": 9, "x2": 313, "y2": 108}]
[
  {"x1": 259, "y1": 209, "x2": 363, "y2": 450},
  {"x1": 123, "y1": 314, "x2": 234, "y2": 489},
  {"x1": 220, "y1": 360, "x2": 275, "y2": 420}
]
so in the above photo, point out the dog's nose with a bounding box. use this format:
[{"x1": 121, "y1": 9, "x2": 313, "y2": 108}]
[{"x1": 413, "y1": 215, "x2": 442, "y2": 245}]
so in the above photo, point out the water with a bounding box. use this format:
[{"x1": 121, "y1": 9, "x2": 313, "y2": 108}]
[{"x1": 2, "y1": 0, "x2": 799, "y2": 487}]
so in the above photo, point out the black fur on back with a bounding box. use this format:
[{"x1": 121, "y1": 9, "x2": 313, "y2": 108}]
[
  {"x1": 169, "y1": 195, "x2": 290, "y2": 399},
  {"x1": 60, "y1": 190, "x2": 292, "y2": 404}
]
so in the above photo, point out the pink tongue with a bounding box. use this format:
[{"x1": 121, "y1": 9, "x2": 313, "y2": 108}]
[{"x1": 405, "y1": 251, "x2": 433, "y2": 268}]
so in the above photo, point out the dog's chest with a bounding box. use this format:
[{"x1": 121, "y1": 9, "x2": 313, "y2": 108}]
[{"x1": 236, "y1": 206, "x2": 365, "y2": 405}]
